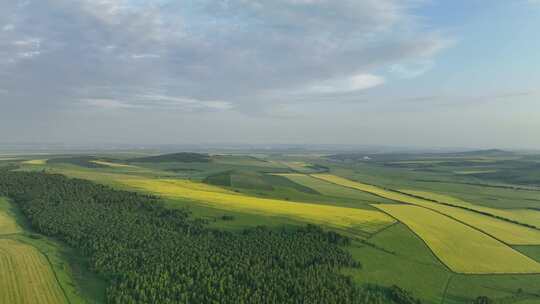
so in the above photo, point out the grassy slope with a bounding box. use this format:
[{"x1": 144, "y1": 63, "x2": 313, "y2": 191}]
[{"x1": 344, "y1": 223, "x2": 450, "y2": 304}]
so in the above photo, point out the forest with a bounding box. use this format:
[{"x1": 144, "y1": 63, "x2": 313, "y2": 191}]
[{"x1": 0, "y1": 167, "x2": 420, "y2": 304}]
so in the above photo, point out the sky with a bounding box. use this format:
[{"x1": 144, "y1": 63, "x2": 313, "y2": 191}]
[{"x1": 0, "y1": 0, "x2": 539, "y2": 149}]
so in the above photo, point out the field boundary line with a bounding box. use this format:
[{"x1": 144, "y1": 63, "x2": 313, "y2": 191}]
[
  {"x1": 14, "y1": 236, "x2": 72, "y2": 304},
  {"x1": 374, "y1": 204, "x2": 540, "y2": 276},
  {"x1": 369, "y1": 205, "x2": 456, "y2": 274},
  {"x1": 413, "y1": 179, "x2": 540, "y2": 192},
  {"x1": 312, "y1": 174, "x2": 540, "y2": 247},
  {"x1": 392, "y1": 189, "x2": 540, "y2": 231},
  {"x1": 440, "y1": 274, "x2": 453, "y2": 304},
  {"x1": 365, "y1": 221, "x2": 399, "y2": 241}
]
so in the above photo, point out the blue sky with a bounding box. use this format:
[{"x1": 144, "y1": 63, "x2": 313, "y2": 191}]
[{"x1": 0, "y1": 0, "x2": 539, "y2": 149}]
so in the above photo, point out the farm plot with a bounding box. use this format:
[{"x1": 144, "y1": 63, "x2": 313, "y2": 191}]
[
  {"x1": 90, "y1": 160, "x2": 136, "y2": 168},
  {"x1": 399, "y1": 189, "x2": 540, "y2": 228},
  {"x1": 119, "y1": 178, "x2": 395, "y2": 233},
  {"x1": 276, "y1": 173, "x2": 393, "y2": 203},
  {"x1": 313, "y1": 174, "x2": 540, "y2": 244},
  {"x1": 21, "y1": 159, "x2": 47, "y2": 165},
  {"x1": 0, "y1": 239, "x2": 67, "y2": 304},
  {"x1": 312, "y1": 174, "x2": 431, "y2": 205},
  {"x1": 373, "y1": 204, "x2": 540, "y2": 274},
  {"x1": 0, "y1": 198, "x2": 21, "y2": 235}
]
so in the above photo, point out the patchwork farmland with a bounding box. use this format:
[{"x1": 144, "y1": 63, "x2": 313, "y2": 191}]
[
  {"x1": 373, "y1": 204, "x2": 540, "y2": 274},
  {"x1": 2, "y1": 149, "x2": 540, "y2": 303}
]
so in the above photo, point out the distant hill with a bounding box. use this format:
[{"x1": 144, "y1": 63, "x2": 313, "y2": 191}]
[
  {"x1": 327, "y1": 149, "x2": 513, "y2": 162},
  {"x1": 47, "y1": 156, "x2": 109, "y2": 168},
  {"x1": 129, "y1": 152, "x2": 211, "y2": 163},
  {"x1": 442, "y1": 149, "x2": 511, "y2": 157}
]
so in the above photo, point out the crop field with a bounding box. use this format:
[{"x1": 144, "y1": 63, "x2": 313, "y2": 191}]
[
  {"x1": 373, "y1": 204, "x2": 540, "y2": 274},
  {"x1": 276, "y1": 173, "x2": 393, "y2": 205},
  {"x1": 119, "y1": 178, "x2": 395, "y2": 233},
  {"x1": 212, "y1": 155, "x2": 285, "y2": 168},
  {"x1": 0, "y1": 239, "x2": 67, "y2": 304},
  {"x1": 399, "y1": 189, "x2": 540, "y2": 228},
  {"x1": 0, "y1": 198, "x2": 21, "y2": 235},
  {"x1": 89, "y1": 160, "x2": 136, "y2": 168},
  {"x1": 312, "y1": 173, "x2": 442, "y2": 205},
  {"x1": 313, "y1": 174, "x2": 540, "y2": 244},
  {"x1": 21, "y1": 159, "x2": 47, "y2": 165},
  {"x1": 406, "y1": 201, "x2": 540, "y2": 245}
]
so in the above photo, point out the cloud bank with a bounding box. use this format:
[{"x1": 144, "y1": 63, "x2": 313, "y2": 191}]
[{"x1": 0, "y1": 0, "x2": 451, "y2": 114}]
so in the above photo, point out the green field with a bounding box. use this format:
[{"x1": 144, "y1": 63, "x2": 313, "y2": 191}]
[
  {"x1": 275, "y1": 173, "x2": 394, "y2": 206},
  {"x1": 373, "y1": 204, "x2": 540, "y2": 274}
]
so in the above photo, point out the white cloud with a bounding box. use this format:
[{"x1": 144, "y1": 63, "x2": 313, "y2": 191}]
[
  {"x1": 303, "y1": 73, "x2": 385, "y2": 94},
  {"x1": 390, "y1": 61, "x2": 434, "y2": 79},
  {"x1": 2, "y1": 24, "x2": 14, "y2": 32},
  {"x1": 0, "y1": 0, "x2": 451, "y2": 114},
  {"x1": 13, "y1": 38, "x2": 41, "y2": 47},
  {"x1": 82, "y1": 94, "x2": 233, "y2": 111},
  {"x1": 130, "y1": 53, "x2": 161, "y2": 59},
  {"x1": 81, "y1": 98, "x2": 137, "y2": 109},
  {"x1": 18, "y1": 50, "x2": 41, "y2": 58}
]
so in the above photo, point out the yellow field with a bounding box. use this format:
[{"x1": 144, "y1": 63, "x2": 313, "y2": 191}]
[
  {"x1": 274, "y1": 173, "x2": 376, "y2": 200},
  {"x1": 313, "y1": 174, "x2": 540, "y2": 244},
  {"x1": 407, "y1": 201, "x2": 540, "y2": 245},
  {"x1": 400, "y1": 190, "x2": 540, "y2": 232},
  {"x1": 373, "y1": 204, "x2": 540, "y2": 274},
  {"x1": 312, "y1": 174, "x2": 433, "y2": 205},
  {"x1": 90, "y1": 160, "x2": 137, "y2": 168},
  {"x1": 119, "y1": 178, "x2": 394, "y2": 233},
  {"x1": 0, "y1": 198, "x2": 20, "y2": 235},
  {"x1": 0, "y1": 239, "x2": 67, "y2": 304},
  {"x1": 280, "y1": 161, "x2": 315, "y2": 172},
  {"x1": 0, "y1": 213, "x2": 20, "y2": 235},
  {"x1": 22, "y1": 159, "x2": 47, "y2": 165}
]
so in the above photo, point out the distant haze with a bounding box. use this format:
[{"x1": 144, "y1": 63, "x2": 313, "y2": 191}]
[{"x1": 1, "y1": 1, "x2": 539, "y2": 149}]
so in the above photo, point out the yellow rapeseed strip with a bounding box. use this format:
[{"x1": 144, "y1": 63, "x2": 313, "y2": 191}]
[
  {"x1": 119, "y1": 178, "x2": 394, "y2": 233},
  {"x1": 0, "y1": 239, "x2": 67, "y2": 304},
  {"x1": 90, "y1": 160, "x2": 137, "y2": 168},
  {"x1": 373, "y1": 204, "x2": 540, "y2": 274},
  {"x1": 400, "y1": 189, "x2": 540, "y2": 229},
  {"x1": 314, "y1": 174, "x2": 540, "y2": 245},
  {"x1": 21, "y1": 159, "x2": 47, "y2": 165}
]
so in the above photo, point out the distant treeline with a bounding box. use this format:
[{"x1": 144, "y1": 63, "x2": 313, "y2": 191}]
[
  {"x1": 129, "y1": 152, "x2": 211, "y2": 163},
  {"x1": 47, "y1": 156, "x2": 115, "y2": 168},
  {"x1": 0, "y1": 169, "x2": 421, "y2": 304}
]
